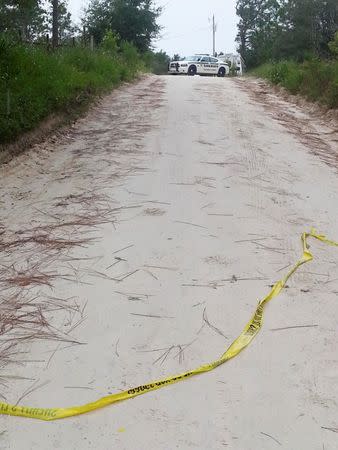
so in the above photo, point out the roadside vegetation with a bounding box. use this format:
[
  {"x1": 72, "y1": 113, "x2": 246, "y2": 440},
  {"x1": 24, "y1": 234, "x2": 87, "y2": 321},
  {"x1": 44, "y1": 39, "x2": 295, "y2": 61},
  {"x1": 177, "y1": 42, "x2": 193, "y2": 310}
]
[
  {"x1": 0, "y1": 0, "x2": 169, "y2": 145},
  {"x1": 0, "y1": 36, "x2": 145, "y2": 144},
  {"x1": 251, "y1": 58, "x2": 338, "y2": 108},
  {"x1": 236, "y1": 0, "x2": 338, "y2": 108}
]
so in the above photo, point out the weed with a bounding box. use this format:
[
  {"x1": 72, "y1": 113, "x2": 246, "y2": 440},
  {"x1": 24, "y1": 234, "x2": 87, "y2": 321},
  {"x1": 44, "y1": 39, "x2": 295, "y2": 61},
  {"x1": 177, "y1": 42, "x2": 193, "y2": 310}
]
[
  {"x1": 251, "y1": 59, "x2": 338, "y2": 108},
  {"x1": 0, "y1": 36, "x2": 145, "y2": 144}
]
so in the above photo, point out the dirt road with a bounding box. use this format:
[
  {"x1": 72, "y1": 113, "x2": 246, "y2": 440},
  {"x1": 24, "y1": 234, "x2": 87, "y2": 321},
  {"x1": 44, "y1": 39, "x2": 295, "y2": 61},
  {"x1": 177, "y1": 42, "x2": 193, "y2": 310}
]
[{"x1": 0, "y1": 75, "x2": 337, "y2": 449}]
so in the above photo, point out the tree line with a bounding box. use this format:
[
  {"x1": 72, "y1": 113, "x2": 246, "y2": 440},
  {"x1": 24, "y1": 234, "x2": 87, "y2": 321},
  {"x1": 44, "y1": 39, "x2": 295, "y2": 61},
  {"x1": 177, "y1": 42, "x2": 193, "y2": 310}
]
[
  {"x1": 0, "y1": 0, "x2": 161, "y2": 52},
  {"x1": 0, "y1": 0, "x2": 74, "y2": 43},
  {"x1": 236, "y1": 0, "x2": 337, "y2": 68}
]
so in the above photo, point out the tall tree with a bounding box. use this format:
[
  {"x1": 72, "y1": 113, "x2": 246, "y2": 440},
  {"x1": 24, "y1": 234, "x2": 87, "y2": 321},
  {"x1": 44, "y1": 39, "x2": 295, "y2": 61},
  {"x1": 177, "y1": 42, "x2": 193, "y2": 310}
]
[
  {"x1": 0, "y1": 0, "x2": 47, "y2": 40},
  {"x1": 236, "y1": 0, "x2": 338, "y2": 67},
  {"x1": 236, "y1": 0, "x2": 282, "y2": 67},
  {"x1": 311, "y1": 0, "x2": 337, "y2": 56},
  {"x1": 236, "y1": 0, "x2": 254, "y2": 63},
  {"x1": 52, "y1": 0, "x2": 58, "y2": 47},
  {"x1": 48, "y1": 0, "x2": 75, "y2": 43},
  {"x1": 84, "y1": 0, "x2": 161, "y2": 52},
  {"x1": 276, "y1": 0, "x2": 337, "y2": 59},
  {"x1": 57, "y1": 1, "x2": 74, "y2": 40}
]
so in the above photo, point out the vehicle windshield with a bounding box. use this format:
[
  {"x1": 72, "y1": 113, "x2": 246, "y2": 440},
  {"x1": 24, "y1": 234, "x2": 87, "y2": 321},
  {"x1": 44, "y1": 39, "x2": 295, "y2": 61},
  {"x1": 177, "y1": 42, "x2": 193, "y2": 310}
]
[{"x1": 182, "y1": 56, "x2": 202, "y2": 62}]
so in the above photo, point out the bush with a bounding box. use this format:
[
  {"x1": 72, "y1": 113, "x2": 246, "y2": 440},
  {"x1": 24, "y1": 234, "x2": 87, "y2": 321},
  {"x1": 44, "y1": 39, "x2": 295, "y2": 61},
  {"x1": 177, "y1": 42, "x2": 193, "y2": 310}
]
[
  {"x1": 328, "y1": 31, "x2": 338, "y2": 58},
  {"x1": 251, "y1": 59, "x2": 338, "y2": 108},
  {"x1": 101, "y1": 31, "x2": 120, "y2": 55},
  {"x1": 142, "y1": 50, "x2": 170, "y2": 75},
  {"x1": 0, "y1": 37, "x2": 144, "y2": 144}
]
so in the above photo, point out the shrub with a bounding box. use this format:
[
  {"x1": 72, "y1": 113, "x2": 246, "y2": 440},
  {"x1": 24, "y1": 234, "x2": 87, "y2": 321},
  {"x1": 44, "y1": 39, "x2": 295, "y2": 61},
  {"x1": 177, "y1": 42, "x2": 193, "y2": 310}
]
[
  {"x1": 0, "y1": 39, "x2": 144, "y2": 144},
  {"x1": 251, "y1": 60, "x2": 338, "y2": 108}
]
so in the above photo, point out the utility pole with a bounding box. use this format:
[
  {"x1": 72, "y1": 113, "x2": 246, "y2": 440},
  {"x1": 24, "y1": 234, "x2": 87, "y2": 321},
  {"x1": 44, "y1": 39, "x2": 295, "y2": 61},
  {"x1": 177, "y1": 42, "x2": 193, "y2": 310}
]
[
  {"x1": 52, "y1": 0, "x2": 58, "y2": 49},
  {"x1": 212, "y1": 14, "x2": 216, "y2": 57}
]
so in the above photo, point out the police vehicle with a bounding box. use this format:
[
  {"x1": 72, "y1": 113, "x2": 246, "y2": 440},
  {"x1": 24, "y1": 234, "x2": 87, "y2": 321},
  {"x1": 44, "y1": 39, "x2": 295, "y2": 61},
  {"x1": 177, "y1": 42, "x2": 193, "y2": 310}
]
[{"x1": 169, "y1": 55, "x2": 229, "y2": 77}]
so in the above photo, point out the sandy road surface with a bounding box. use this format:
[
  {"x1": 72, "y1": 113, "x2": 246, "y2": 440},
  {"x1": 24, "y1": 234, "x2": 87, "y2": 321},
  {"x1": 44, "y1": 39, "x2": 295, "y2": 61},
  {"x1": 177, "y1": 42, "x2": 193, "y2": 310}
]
[{"x1": 0, "y1": 75, "x2": 337, "y2": 449}]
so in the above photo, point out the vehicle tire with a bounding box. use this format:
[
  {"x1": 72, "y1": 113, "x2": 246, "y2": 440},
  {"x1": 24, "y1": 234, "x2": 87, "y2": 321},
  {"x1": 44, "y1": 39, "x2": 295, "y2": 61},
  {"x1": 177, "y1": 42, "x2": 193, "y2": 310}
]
[
  {"x1": 188, "y1": 65, "x2": 197, "y2": 76},
  {"x1": 218, "y1": 67, "x2": 226, "y2": 77}
]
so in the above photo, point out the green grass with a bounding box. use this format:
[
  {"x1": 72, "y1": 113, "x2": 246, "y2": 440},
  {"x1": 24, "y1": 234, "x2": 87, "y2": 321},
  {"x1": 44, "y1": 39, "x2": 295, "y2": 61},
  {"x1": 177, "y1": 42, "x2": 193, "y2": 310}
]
[
  {"x1": 0, "y1": 39, "x2": 145, "y2": 144},
  {"x1": 251, "y1": 59, "x2": 338, "y2": 108}
]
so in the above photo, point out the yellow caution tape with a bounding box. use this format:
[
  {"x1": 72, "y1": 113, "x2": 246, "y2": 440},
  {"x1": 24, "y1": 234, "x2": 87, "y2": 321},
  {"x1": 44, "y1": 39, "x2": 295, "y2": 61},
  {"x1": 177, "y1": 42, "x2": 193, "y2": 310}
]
[{"x1": 1, "y1": 229, "x2": 337, "y2": 421}]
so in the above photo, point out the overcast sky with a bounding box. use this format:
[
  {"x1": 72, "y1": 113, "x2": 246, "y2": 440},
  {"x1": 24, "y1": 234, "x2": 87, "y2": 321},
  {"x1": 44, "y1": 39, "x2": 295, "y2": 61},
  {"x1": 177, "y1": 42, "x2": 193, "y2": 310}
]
[{"x1": 68, "y1": 0, "x2": 239, "y2": 56}]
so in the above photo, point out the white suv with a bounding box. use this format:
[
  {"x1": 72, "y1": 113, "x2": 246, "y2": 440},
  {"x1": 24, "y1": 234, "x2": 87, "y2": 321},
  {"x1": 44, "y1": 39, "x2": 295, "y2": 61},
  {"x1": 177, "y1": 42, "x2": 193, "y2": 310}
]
[{"x1": 169, "y1": 55, "x2": 229, "y2": 77}]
